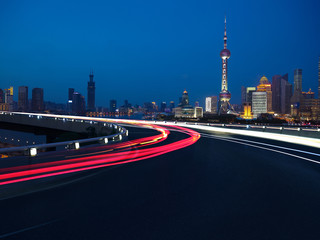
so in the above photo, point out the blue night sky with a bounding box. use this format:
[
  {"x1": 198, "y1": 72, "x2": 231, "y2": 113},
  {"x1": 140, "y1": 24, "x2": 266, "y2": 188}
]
[{"x1": 0, "y1": 0, "x2": 320, "y2": 107}]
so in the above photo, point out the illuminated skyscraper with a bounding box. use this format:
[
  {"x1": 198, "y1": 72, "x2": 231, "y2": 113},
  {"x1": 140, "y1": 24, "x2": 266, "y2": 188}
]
[
  {"x1": 257, "y1": 76, "x2": 272, "y2": 112},
  {"x1": 252, "y1": 91, "x2": 267, "y2": 118},
  {"x1": 179, "y1": 90, "x2": 191, "y2": 107},
  {"x1": 205, "y1": 96, "x2": 217, "y2": 113},
  {"x1": 87, "y1": 70, "x2": 95, "y2": 112},
  {"x1": 5, "y1": 87, "x2": 14, "y2": 111},
  {"x1": 219, "y1": 17, "x2": 232, "y2": 114}
]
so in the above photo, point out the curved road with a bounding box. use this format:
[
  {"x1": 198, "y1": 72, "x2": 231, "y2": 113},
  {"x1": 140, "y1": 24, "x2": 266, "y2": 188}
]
[{"x1": 0, "y1": 120, "x2": 320, "y2": 239}]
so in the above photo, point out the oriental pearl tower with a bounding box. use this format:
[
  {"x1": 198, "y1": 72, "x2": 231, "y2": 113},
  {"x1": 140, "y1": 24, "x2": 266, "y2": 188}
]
[{"x1": 218, "y1": 17, "x2": 232, "y2": 114}]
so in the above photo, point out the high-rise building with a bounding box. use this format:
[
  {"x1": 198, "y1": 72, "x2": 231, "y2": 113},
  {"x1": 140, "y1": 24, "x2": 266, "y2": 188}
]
[
  {"x1": 272, "y1": 75, "x2": 281, "y2": 113},
  {"x1": 179, "y1": 90, "x2": 190, "y2": 107},
  {"x1": 67, "y1": 88, "x2": 74, "y2": 113},
  {"x1": 300, "y1": 89, "x2": 317, "y2": 120},
  {"x1": 252, "y1": 92, "x2": 267, "y2": 118},
  {"x1": 272, "y1": 74, "x2": 292, "y2": 114},
  {"x1": 0, "y1": 89, "x2": 3, "y2": 103},
  {"x1": 18, "y1": 86, "x2": 28, "y2": 112},
  {"x1": 72, "y1": 92, "x2": 86, "y2": 115},
  {"x1": 68, "y1": 88, "x2": 74, "y2": 101},
  {"x1": 256, "y1": 76, "x2": 272, "y2": 112},
  {"x1": 32, "y1": 88, "x2": 44, "y2": 112},
  {"x1": 241, "y1": 86, "x2": 246, "y2": 107},
  {"x1": 281, "y1": 74, "x2": 292, "y2": 114},
  {"x1": 205, "y1": 96, "x2": 218, "y2": 114},
  {"x1": 160, "y1": 102, "x2": 167, "y2": 112},
  {"x1": 87, "y1": 70, "x2": 95, "y2": 112},
  {"x1": 246, "y1": 87, "x2": 256, "y2": 104},
  {"x1": 110, "y1": 100, "x2": 117, "y2": 112},
  {"x1": 219, "y1": 17, "x2": 232, "y2": 114},
  {"x1": 124, "y1": 100, "x2": 130, "y2": 108},
  {"x1": 291, "y1": 69, "x2": 303, "y2": 117},
  {"x1": 293, "y1": 69, "x2": 302, "y2": 92},
  {"x1": 5, "y1": 87, "x2": 14, "y2": 111},
  {"x1": 169, "y1": 101, "x2": 175, "y2": 112},
  {"x1": 318, "y1": 57, "x2": 320, "y2": 98}
]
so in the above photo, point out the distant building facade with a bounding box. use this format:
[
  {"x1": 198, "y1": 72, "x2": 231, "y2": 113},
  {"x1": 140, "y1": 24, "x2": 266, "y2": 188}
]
[
  {"x1": 300, "y1": 89, "x2": 318, "y2": 120},
  {"x1": 318, "y1": 57, "x2": 320, "y2": 99},
  {"x1": 160, "y1": 102, "x2": 167, "y2": 112},
  {"x1": 4, "y1": 87, "x2": 14, "y2": 111},
  {"x1": 67, "y1": 88, "x2": 74, "y2": 113},
  {"x1": 72, "y1": 92, "x2": 86, "y2": 115},
  {"x1": 169, "y1": 101, "x2": 175, "y2": 112},
  {"x1": 240, "y1": 102, "x2": 253, "y2": 119},
  {"x1": 272, "y1": 74, "x2": 292, "y2": 114},
  {"x1": 32, "y1": 88, "x2": 44, "y2": 112},
  {"x1": 174, "y1": 90, "x2": 203, "y2": 118},
  {"x1": 110, "y1": 100, "x2": 117, "y2": 112},
  {"x1": 291, "y1": 69, "x2": 303, "y2": 117},
  {"x1": 205, "y1": 96, "x2": 218, "y2": 114},
  {"x1": 257, "y1": 76, "x2": 272, "y2": 112},
  {"x1": 18, "y1": 86, "x2": 28, "y2": 112},
  {"x1": 252, "y1": 91, "x2": 267, "y2": 118},
  {"x1": 87, "y1": 70, "x2": 95, "y2": 112},
  {"x1": 0, "y1": 89, "x2": 4, "y2": 103},
  {"x1": 246, "y1": 87, "x2": 256, "y2": 105}
]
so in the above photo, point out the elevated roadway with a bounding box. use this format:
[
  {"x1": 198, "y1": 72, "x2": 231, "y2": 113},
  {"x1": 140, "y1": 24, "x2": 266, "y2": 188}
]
[{"x1": 0, "y1": 114, "x2": 319, "y2": 239}]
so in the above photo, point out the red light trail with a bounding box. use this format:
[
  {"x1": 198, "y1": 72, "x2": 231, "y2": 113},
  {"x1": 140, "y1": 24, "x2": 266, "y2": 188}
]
[{"x1": 0, "y1": 121, "x2": 200, "y2": 186}]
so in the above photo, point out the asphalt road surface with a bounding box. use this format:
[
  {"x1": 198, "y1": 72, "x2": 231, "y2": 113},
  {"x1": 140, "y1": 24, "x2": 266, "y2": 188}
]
[{"x1": 0, "y1": 124, "x2": 320, "y2": 240}]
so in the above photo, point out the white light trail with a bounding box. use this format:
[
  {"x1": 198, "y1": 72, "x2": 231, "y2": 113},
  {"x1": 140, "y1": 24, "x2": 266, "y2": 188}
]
[{"x1": 201, "y1": 133, "x2": 320, "y2": 165}]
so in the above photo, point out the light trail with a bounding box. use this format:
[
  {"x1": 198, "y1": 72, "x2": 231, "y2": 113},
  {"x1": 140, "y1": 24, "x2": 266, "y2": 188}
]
[
  {"x1": 201, "y1": 133, "x2": 320, "y2": 165},
  {"x1": 156, "y1": 122, "x2": 320, "y2": 149},
  {"x1": 0, "y1": 121, "x2": 200, "y2": 186},
  {"x1": 201, "y1": 133, "x2": 320, "y2": 157}
]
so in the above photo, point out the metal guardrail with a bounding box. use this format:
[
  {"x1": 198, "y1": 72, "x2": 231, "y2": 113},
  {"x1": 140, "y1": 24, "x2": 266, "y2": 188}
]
[{"x1": 0, "y1": 112, "x2": 128, "y2": 157}]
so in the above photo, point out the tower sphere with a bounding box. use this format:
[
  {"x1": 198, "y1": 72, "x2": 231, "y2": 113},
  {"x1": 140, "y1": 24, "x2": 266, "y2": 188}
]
[{"x1": 220, "y1": 49, "x2": 231, "y2": 59}]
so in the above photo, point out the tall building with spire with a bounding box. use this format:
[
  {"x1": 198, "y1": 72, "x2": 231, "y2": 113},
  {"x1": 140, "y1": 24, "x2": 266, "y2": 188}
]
[
  {"x1": 87, "y1": 70, "x2": 95, "y2": 112},
  {"x1": 218, "y1": 17, "x2": 232, "y2": 114}
]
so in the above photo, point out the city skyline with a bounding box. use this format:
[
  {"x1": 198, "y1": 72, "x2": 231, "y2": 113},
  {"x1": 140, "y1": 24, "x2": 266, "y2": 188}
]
[{"x1": 0, "y1": 0, "x2": 320, "y2": 106}]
